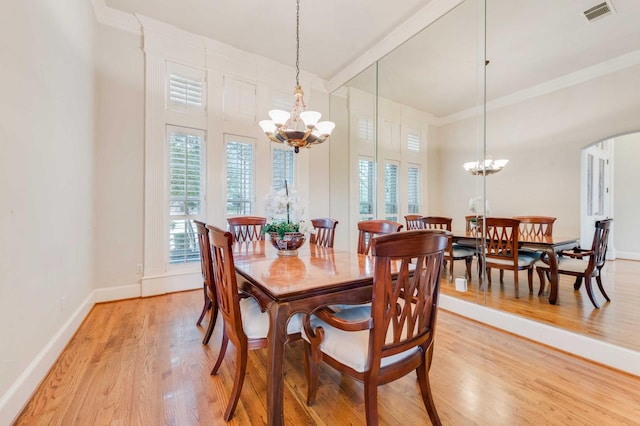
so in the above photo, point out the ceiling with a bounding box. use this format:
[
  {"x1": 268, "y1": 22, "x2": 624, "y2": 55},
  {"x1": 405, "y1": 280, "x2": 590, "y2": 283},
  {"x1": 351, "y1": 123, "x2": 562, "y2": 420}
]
[{"x1": 104, "y1": 0, "x2": 640, "y2": 118}]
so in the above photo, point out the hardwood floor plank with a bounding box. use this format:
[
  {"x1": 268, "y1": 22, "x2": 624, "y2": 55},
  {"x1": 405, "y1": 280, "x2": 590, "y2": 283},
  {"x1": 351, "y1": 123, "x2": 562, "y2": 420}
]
[{"x1": 14, "y1": 281, "x2": 640, "y2": 425}]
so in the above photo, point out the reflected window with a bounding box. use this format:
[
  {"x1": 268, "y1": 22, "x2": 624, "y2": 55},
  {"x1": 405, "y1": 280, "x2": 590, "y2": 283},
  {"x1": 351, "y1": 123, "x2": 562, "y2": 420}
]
[
  {"x1": 359, "y1": 158, "x2": 375, "y2": 220},
  {"x1": 384, "y1": 161, "x2": 399, "y2": 221},
  {"x1": 407, "y1": 164, "x2": 421, "y2": 214}
]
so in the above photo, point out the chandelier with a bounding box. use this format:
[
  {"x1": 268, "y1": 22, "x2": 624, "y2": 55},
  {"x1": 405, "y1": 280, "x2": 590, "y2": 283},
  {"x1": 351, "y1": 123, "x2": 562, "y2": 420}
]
[
  {"x1": 258, "y1": 0, "x2": 335, "y2": 154},
  {"x1": 463, "y1": 158, "x2": 509, "y2": 175}
]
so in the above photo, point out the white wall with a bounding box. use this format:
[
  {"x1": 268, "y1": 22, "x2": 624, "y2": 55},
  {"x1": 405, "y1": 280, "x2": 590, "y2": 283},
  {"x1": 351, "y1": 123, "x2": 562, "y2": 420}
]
[
  {"x1": 0, "y1": 0, "x2": 97, "y2": 421},
  {"x1": 432, "y1": 64, "x2": 640, "y2": 237},
  {"x1": 93, "y1": 24, "x2": 145, "y2": 294},
  {"x1": 614, "y1": 132, "x2": 640, "y2": 258}
]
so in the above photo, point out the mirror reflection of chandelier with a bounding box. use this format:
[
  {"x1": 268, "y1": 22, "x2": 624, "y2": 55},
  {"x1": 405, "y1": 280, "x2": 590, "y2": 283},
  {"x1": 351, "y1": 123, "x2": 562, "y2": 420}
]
[
  {"x1": 258, "y1": 0, "x2": 335, "y2": 153},
  {"x1": 463, "y1": 158, "x2": 509, "y2": 175}
]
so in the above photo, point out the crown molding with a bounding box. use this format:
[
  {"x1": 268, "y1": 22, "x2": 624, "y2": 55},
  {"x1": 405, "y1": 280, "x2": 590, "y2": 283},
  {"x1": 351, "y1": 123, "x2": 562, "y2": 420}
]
[
  {"x1": 326, "y1": 0, "x2": 465, "y2": 93},
  {"x1": 91, "y1": 0, "x2": 141, "y2": 35},
  {"x1": 436, "y1": 49, "x2": 640, "y2": 126}
]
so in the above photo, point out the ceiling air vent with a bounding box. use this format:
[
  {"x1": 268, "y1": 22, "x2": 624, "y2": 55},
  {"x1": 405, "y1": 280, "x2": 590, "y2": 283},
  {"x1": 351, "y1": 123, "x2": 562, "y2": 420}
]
[{"x1": 583, "y1": 1, "x2": 615, "y2": 22}]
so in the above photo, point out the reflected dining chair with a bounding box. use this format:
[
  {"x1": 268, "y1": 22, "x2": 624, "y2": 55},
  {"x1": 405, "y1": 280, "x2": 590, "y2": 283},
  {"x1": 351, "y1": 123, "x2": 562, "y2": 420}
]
[
  {"x1": 227, "y1": 216, "x2": 266, "y2": 242},
  {"x1": 194, "y1": 220, "x2": 218, "y2": 345},
  {"x1": 206, "y1": 225, "x2": 302, "y2": 420},
  {"x1": 479, "y1": 218, "x2": 537, "y2": 296},
  {"x1": 404, "y1": 214, "x2": 424, "y2": 230},
  {"x1": 357, "y1": 219, "x2": 404, "y2": 255},
  {"x1": 302, "y1": 230, "x2": 448, "y2": 426},
  {"x1": 309, "y1": 218, "x2": 339, "y2": 248},
  {"x1": 514, "y1": 215, "x2": 556, "y2": 255},
  {"x1": 422, "y1": 216, "x2": 475, "y2": 282},
  {"x1": 536, "y1": 218, "x2": 612, "y2": 308}
]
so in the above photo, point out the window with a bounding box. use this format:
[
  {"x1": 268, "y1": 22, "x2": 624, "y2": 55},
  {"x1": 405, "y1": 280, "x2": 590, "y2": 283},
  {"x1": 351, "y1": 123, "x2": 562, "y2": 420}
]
[
  {"x1": 358, "y1": 117, "x2": 375, "y2": 144},
  {"x1": 272, "y1": 147, "x2": 295, "y2": 190},
  {"x1": 407, "y1": 164, "x2": 421, "y2": 214},
  {"x1": 359, "y1": 158, "x2": 375, "y2": 220},
  {"x1": 384, "y1": 161, "x2": 399, "y2": 221},
  {"x1": 226, "y1": 135, "x2": 255, "y2": 216},
  {"x1": 407, "y1": 132, "x2": 420, "y2": 152},
  {"x1": 167, "y1": 63, "x2": 205, "y2": 112},
  {"x1": 168, "y1": 126, "x2": 205, "y2": 264}
]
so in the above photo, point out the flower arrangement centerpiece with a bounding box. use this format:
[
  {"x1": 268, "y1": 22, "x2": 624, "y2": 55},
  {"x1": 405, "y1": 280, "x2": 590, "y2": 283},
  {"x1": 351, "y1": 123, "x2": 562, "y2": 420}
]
[
  {"x1": 263, "y1": 181, "x2": 311, "y2": 256},
  {"x1": 468, "y1": 196, "x2": 490, "y2": 229}
]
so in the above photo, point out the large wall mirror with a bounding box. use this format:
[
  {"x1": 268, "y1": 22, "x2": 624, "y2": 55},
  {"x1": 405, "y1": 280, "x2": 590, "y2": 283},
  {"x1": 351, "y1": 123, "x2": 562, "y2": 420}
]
[{"x1": 330, "y1": 0, "x2": 640, "y2": 356}]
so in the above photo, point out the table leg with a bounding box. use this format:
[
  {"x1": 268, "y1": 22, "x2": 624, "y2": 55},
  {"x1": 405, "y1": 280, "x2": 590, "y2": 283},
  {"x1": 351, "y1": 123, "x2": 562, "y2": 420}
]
[
  {"x1": 546, "y1": 248, "x2": 560, "y2": 305},
  {"x1": 266, "y1": 302, "x2": 289, "y2": 426}
]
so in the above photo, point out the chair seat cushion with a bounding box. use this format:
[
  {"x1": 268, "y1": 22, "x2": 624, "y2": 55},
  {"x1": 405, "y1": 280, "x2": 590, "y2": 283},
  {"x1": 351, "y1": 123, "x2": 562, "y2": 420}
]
[
  {"x1": 486, "y1": 254, "x2": 537, "y2": 267},
  {"x1": 449, "y1": 246, "x2": 476, "y2": 258},
  {"x1": 241, "y1": 297, "x2": 302, "y2": 338},
  {"x1": 518, "y1": 248, "x2": 544, "y2": 259},
  {"x1": 301, "y1": 306, "x2": 419, "y2": 373},
  {"x1": 535, "y1": 257, "x2": 591, "y2": 274}
]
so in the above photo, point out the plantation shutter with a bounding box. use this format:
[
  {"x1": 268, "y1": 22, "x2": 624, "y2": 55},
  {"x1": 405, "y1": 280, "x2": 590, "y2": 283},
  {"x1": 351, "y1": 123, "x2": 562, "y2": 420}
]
[
  {"x1": 226, "y1": 136, "x2": 255, "y2": 215},
  {"x1": 384, "y1": 162, "x2": 399, "y2": 221}
]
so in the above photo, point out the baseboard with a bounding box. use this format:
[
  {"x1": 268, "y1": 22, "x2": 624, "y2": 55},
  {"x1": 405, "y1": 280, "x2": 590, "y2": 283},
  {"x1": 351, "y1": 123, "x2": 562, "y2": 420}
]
[
  {"x1": 615, "y1": 251, "x2": 640, "y2": 261},
  {"x1": 0, "y1": 292, "x2": 95, "y2": 425},
  {"x1": 94, "y1": 283, "x2": 141, "y2": 303},
  {"x1": 141, "y1": 271, "x2": 201, "y2": 296},
  {"x1": 439, "y1": 295, "x2": 640, "y2": 377}
]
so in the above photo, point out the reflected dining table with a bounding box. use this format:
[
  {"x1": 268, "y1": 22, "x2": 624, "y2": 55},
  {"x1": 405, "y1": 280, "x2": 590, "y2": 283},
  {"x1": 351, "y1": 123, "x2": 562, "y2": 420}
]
[
  {"x1": 452, "y1": 230, "x2": 579, "y2": 305},
  {"x1": 232, "y1": 241, "x2": 376, "y2": 426}
]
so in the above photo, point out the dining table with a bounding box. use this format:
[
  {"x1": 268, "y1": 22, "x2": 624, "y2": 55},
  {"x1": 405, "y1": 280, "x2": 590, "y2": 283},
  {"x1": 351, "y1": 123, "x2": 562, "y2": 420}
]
[
  {"x1": 232, "y1": 240, "x2": 377, "y2": 426},
  {"x1": 452, "y1": 230, "x2": 579, "y2": 305}
]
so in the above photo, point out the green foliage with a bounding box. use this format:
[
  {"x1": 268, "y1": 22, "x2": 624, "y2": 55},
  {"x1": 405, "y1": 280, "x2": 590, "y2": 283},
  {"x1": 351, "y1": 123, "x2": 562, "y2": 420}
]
[{"x1": 263, "y1": 221, "x2": 300, "y2": 239}]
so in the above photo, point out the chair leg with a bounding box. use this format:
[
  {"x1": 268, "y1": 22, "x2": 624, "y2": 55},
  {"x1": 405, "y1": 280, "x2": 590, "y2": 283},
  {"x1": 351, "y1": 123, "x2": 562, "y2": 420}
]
[
  {"x1": 583, "y1": 277, "x2": 601, "y2": 309},
  {"x1": 499, "y1": 269, "x2": 504, "y2": 283},
  {"x1": 527, "y1": 268, "x2": 534, "y2": 294},
  {"x1": 573, "y1": 276, "x2": 583, "y2": 290},
  {"x1": 303, "y1": 341, "x2": 320, "y2": 405},
  {"x1": 363, "y1": 381, "x2": 380, "y2": 426},
  {"x1": 596, "y1": 272, "x2": 611, "y2": 302},
  {"x1": 513, "y1": 270, "x2": 519, "y2": 297},
  {"x1": 202, "y1": 303, "x2": 219, "y2": 345},
  {"x1": 449, "y1": 257, "x2": 454, "y2": 283},
  {"x1": 211, "y1": 328, "x2": 229, "y2": 375},
  {"x1": 223, "y1": 341, "x2": 249, "y2": 421},
  {"x1": 465, "y1": 258, "x2": 472, "y2": 282},
  {"x1": 536, "y1": 268, "x2": 546, "y2": 295},
  {"x1": 486, "y1": 268, "x2": 492, "y2": 285},
  {"x1": 416, "y1": 363, "x2": 442, "y2": 426},
  {"x1": 196, "y1": 284, "x2": 211, "y2": 325}
]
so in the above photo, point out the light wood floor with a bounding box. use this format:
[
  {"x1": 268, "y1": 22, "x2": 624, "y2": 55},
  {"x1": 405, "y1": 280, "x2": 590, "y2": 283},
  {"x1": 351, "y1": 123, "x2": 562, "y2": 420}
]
[
  {"x1": 441, "y1": 258, "x2": 640, "y2": 353},
  {"x1": 15, "y1": 287, "x2": 640, "y2": 425}
]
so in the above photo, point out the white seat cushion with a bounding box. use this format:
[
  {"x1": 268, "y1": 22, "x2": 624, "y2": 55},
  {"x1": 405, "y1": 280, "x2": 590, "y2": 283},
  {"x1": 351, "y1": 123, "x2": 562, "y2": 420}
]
[
  {"x1": 487, "y1": 254, "x2": 537, "y2": 267},
  {"x1": 240, "y1": 297, "x2": 302, "y2": 339},
  {"x1": 301, "y1": 306, "x2": 419, "y2": 373},
  {"x1": 535, "y1": 257, "x2": 591, "y2": 274},
  {"x1": 449, "y1": 246, "x2": 476, "y2": 258}
]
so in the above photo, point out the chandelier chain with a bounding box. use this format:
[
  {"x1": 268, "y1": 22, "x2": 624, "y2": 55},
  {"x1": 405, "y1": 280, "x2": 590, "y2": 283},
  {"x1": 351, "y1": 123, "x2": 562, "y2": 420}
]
[{"x1": 296, "y1": 0, "x2": 300, "y2": 86}]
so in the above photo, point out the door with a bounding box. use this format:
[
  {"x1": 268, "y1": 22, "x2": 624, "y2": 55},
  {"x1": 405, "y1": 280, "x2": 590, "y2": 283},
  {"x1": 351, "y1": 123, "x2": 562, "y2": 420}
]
[{"x1": 580, "y1": 141, "x2": 613, "y2": 254}]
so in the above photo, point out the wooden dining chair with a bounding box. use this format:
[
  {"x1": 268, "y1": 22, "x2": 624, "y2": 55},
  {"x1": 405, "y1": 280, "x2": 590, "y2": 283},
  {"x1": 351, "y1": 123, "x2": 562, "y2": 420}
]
[
  {"x1": 536, "y1": 218, "x2": 612, "y2": 308},
  {"x1": 302, "y1": 230, "x2": 448, "y2": 426},
  {"x1": 513, "y1": 216, "x2": 556, "y2": 239},
  {"x1": 206, "y1": 225, "x2": 302, "y2": 421},
  {"x1": 511, "y1": 216, "x2": 557, "y2": 280},
  {"x1": 422, "y1": 216, "x2": 475, "y2": 282},
  {"x1": 194, "y1": 220, "x2": 218, "y2": 345},
  {"x1": 479, "y1": 217, "x2": 536, "y2": 296},
  {"x1": 309, "y1": 218, "x2": 339, "y2": 248},
  {"x1": 404, "y1": 214, "x2": 424, "y2": 230},
  {"x1": 227, "y1": 216, "x2": 266, "y2": 242},
  {"x1": 357, "y1": 219, "x2": 404, "y2": 255}
]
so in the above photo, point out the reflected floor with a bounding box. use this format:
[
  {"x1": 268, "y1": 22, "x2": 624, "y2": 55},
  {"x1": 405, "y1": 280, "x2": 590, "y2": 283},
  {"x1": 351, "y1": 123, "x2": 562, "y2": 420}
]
[{"x1": 440, "y1": 258, "x2": 640, "y2": 353}]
